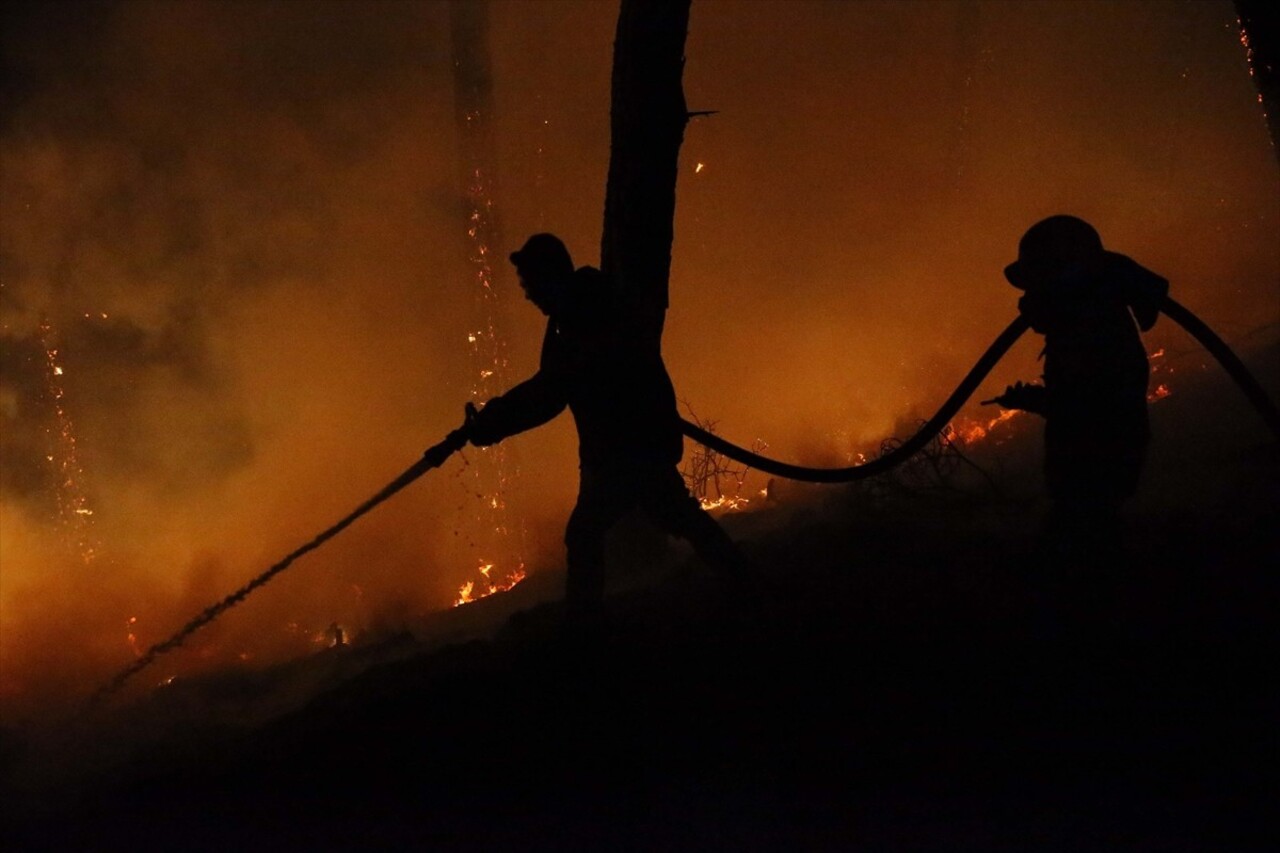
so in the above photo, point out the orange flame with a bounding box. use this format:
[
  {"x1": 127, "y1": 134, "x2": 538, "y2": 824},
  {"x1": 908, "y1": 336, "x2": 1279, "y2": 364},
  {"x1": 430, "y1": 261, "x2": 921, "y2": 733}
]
[
  {"x1": 953, "y1": 407, "x2": 1021, "y2": 446},
  {"x1": 453, "y1": 560, "x2": 527, "y2": 607}
]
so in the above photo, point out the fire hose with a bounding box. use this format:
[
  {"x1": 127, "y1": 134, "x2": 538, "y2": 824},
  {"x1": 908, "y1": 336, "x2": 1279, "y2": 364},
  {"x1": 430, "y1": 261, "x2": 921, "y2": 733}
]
[
  {"x1": 91, "y1": 295, "x2": 1278, "y2": 702},
  {"x1": 679, "y1": 295, "x2": 1280, "y2": 479},
  {"x1": 680, "y1": 315, "x2": 1031, "y2": 482}
]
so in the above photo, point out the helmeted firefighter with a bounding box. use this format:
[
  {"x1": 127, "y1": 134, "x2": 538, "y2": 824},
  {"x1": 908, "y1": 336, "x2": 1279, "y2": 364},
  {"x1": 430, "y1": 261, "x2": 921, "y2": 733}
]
[
  {"x1": 991, "y1": 215, "x2": 1169, "y2": 558},
  {"x1": 466, "y1": 233, "x2": 749, "y2": 620}
]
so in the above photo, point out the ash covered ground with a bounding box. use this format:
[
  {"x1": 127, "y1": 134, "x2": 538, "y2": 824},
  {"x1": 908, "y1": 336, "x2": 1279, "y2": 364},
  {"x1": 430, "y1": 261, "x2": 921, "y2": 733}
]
[{"x1": 3, "y1": 346, "x2": 1278, "y2": 852}]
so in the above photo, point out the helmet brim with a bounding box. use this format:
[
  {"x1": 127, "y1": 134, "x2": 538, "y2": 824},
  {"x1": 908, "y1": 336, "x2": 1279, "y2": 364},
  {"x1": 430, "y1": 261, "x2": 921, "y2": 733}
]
[{"x1": 1003, "y1": 261, "x2": 1029, "y2": 290}]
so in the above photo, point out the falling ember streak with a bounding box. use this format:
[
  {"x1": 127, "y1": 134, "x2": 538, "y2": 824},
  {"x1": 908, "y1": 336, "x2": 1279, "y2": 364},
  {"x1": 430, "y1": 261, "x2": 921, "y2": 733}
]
[
  {"x1": 38, "y1": 316, "x2": 98, "y2": 564},
  {"x1": 1236, "y1": 11, "x2": 1280, "y2": 166},
  {"x1": 451, "y1": 0, "x2": 526, "y2": 603},
  {"x1": 1240, "y1": 19, "x2": 1262, "y2": 94}
]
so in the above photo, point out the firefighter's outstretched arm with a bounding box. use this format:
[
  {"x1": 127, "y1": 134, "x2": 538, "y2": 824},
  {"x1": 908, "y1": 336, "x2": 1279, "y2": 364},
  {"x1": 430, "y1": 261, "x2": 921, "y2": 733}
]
[
  {"x1": 468, "y1": 370, "x2": 568, "y2": 446},
  {"x1": 983, "y1": 380, "x2": 1047, "y2": 415}
]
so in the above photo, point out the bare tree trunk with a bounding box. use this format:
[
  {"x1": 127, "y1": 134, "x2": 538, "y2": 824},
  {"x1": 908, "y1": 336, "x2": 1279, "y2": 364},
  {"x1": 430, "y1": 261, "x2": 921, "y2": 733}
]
[
  {"x1": 598, "y1": 0, "x2": 692, "y2": 573},
  {"x1": 600, "y1": 0, "x2": 691, "y2": 334}
]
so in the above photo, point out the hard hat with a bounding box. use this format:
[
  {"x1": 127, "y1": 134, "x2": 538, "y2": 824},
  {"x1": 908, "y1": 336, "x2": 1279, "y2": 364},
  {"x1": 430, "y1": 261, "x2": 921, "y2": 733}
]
[
  {"x1": 1004, "y1": 215, "x2": 1104, "y2": 290},
  {"x1": 509, "y1": 233, "x2": 573, "y2": 277}
]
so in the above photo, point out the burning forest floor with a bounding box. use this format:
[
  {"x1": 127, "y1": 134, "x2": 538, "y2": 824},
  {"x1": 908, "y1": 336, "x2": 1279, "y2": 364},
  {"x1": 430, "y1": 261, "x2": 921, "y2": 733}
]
[{"x1": 3, "y1": 354, "x2": 1278, "y2": 852}]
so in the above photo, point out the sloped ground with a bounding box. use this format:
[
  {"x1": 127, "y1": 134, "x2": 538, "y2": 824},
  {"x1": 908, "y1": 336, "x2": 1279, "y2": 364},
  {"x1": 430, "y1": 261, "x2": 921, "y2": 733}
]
[{"x1": 4, "y1": 353, "x2": 1278, "y2": 852}]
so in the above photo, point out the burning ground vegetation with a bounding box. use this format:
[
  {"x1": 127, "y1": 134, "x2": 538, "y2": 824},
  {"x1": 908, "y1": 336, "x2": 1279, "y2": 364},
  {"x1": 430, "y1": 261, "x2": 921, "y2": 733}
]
[
  {"x1": 2, "y1": 0, "x2": 1279, "y2": 846},
  {"x1": 2, "y1": 335, "x2": 1277, "y2": 851}
]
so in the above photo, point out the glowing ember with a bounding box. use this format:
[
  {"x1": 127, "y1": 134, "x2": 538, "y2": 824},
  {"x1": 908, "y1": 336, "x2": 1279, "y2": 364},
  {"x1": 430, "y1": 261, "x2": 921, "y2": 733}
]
[
  {"x1": 1147, "y1": 348, "x2": 1176, "y2": 402},
  {"x1": 1238, "y1": 17, "x2": 1268, "y2": 115},
  {"x1": 126, "y1": 616, "x2": 142, "y2": 658}
]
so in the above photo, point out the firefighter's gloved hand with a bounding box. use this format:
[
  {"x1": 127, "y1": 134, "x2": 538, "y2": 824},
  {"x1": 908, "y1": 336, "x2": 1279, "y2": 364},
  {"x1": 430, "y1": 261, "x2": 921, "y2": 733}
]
[
  {"x1": 422, "y1": 405, "x2": 478, "y2": 466},
  {"x1": 988, "y1": 381, "x2": 1046, "y2": 414},
  {"x1": 465, "y1": 400, "x2": 504, "y2": 447}
]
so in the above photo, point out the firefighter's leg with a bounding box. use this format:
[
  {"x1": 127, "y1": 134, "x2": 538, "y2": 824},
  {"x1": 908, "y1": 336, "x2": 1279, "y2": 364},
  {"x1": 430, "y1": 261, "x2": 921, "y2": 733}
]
[
  {"x1": 643, "y1": 468, "x2": 750, "y2": 583},
  {"x1": 563, "y1": 468, "x2": 632, "y2": 618}
]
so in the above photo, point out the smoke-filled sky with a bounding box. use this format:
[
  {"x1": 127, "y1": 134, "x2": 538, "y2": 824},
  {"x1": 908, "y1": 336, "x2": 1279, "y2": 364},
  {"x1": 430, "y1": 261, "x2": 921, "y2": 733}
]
[{"x1": 2, "y1": 0, "x2": 1277, "y2": 714}]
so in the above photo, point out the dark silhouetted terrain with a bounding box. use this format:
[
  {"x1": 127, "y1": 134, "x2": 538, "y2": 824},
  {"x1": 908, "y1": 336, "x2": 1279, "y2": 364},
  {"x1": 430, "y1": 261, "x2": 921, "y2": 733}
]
[{"x1": 4, "y1": 347, "x2": 1277, "y2": 852}]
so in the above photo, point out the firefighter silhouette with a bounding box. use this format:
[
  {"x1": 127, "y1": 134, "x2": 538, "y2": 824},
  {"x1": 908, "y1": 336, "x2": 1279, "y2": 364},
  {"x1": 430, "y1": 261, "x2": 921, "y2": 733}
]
[
  {"x1": 466, "y1": 234, "x2": 749, "y2": 619},
  {"x1": 991, "y1": 215, "x2": 1168, "y2": 560}
]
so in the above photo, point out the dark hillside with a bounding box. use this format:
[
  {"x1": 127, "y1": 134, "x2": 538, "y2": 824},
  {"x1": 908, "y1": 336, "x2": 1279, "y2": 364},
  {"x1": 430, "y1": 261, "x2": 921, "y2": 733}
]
[{"x1": 4, "y1": 348, "x2": 1277, "y2": 852}]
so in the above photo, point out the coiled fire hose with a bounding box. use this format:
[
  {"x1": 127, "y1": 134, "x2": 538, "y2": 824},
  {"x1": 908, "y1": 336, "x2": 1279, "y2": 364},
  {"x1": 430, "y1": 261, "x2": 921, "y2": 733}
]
[{"x1": 91, "y1": 296, "x2": 1278, "y2": 702}]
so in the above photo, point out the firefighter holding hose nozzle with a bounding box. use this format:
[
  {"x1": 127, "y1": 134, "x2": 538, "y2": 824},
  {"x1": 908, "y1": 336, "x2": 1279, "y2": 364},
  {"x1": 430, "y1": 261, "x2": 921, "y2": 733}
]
[
  {"x1": 465, "y1": 233, "x2": 751, "y2": 627},
  {"x1": 990, "y1": 215, "x2": 1169, "y2": 563}
]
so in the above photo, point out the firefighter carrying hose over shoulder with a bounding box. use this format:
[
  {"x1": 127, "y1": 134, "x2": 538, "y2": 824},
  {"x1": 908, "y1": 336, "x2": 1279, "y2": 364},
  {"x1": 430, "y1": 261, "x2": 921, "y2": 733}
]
[
  {"x1": 465, "y1": 234, "x2": 750, "y2": 623},
  {"x1": 989, "y1": 215, "x2": 1169, "y2": 562}
]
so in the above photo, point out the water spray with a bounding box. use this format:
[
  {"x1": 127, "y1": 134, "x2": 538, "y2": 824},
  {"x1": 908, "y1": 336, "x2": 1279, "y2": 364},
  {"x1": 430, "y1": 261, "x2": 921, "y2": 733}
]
[{"x1": 89, "y1": 415, "x2": 473, "y2": 704}]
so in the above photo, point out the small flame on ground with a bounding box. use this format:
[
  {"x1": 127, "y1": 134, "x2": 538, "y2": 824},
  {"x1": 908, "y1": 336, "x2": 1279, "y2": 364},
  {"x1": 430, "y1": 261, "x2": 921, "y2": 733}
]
[
  {"x1": 700, "y1": 495, "x2": 751, "y2": 512},
  {"x1": 954, "y1": 408, "x2": 1022, "y2": 445},
  {"x1": 454, "y1": 560, "x2": 527, "y2": 607}
]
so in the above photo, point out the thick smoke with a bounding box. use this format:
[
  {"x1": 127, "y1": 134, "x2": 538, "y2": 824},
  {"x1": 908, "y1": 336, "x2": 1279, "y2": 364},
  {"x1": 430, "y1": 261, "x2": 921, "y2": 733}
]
[
  {"x1": 0, "y1": 0, "x2": 508, "y2": 714},
  {"x1": 2, "y1": 0, "x2": 1277, "y2": 717}
]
